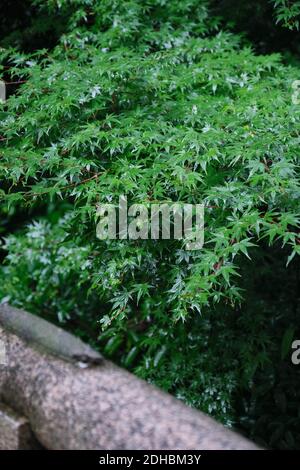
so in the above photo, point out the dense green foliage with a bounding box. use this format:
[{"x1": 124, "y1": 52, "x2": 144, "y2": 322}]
[
  {"x1": 1, "y1": 0, "x2": 300, "y2": 448},
  {"x1": 273, "y1": 0, "x2": 300, "y2": 30}
]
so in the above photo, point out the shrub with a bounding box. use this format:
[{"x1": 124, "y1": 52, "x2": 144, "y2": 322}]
[
  {"x1": 273, "y1": 0, "x2": 300, "y2": 30},
  {"x1": 1, "y1": 0, "x2": 300, "y2": 447}
]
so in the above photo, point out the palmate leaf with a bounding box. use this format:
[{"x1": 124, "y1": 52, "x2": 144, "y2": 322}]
[{"x1": 0, "y1": 0, "x2": 300, "y2": 446}]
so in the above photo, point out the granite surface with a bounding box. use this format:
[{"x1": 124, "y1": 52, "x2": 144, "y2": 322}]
[
  {"x1": 0, "y1": 401, "x2": 40, "y2": 449},
  {"x1": 0, "y1": 304, "x2": 258, "y2": 450}
]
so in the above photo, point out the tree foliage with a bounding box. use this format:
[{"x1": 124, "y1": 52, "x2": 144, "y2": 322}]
[
  {"x1": 273, "y1": 0, "x2": 300, "y2": 30},
  {"x1": 0, "y1": 0, "x2": 300, "y2": 448}
]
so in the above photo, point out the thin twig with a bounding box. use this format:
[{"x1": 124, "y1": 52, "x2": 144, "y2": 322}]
[
  {"x1": 4, "y1": 80, "x2": 27, "y2": 85},
  {"x1": 24, "y1": 171, "x2": 103, "y2": 199}
]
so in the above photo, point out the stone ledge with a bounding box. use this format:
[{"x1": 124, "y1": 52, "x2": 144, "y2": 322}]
[
  {"x1": 0, "y1": 402, "x2": 40, "y2": 450},
  {"x1": 0, "y1": 304, "x2": 259, "y2": 450}
]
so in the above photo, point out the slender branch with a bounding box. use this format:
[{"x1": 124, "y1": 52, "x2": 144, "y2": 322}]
[
  {"x1": 24, "y1": 171, "x2": 103, "y2": 199},
  {"x1": 4, "y1": 80, "x2": 27, "y2": 85}
]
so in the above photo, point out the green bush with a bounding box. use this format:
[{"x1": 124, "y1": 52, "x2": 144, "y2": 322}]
[
  {"x1": 273, "y1": 0, "x2": 300, "y2": 30},
  {"x1": 1, "y1": 0, "x2": 300, "y2": 448}
]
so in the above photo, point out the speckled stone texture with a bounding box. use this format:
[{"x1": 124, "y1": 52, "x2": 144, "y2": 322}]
[
  {"x1": 0, "y1": 305, "x2": 258, "y2": 450},
  {"x1": 0, "y1": 402, "x2": 40, "y2": 449}
]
